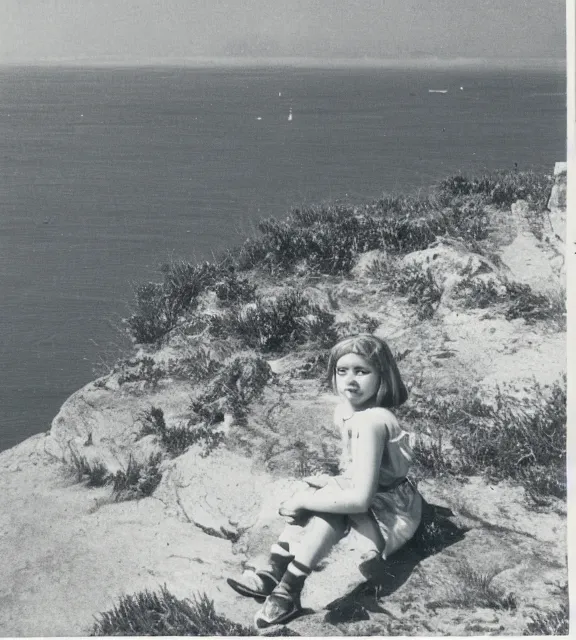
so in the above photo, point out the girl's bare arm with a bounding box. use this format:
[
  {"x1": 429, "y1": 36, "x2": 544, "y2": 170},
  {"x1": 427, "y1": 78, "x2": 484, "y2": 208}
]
[{"x1": 295, "y1": 416, "x2": 388, "y2": 514}]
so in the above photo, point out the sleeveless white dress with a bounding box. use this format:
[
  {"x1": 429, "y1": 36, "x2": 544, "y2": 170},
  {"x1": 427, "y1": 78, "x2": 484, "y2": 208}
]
[{"x1": 337, "y1": 406, "x2": 423, "y2": 558}]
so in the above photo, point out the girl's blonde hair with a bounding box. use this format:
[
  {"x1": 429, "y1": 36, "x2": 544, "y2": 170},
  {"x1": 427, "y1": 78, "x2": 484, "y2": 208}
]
[{"x1": 327, "y1": 334, "x2": 408, "y2": 407}]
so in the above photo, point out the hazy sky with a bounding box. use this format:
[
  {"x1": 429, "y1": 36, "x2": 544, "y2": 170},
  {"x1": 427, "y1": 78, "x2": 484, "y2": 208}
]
[{"x1": 0, "y1": 0, "x2": 566, "y2": 64}]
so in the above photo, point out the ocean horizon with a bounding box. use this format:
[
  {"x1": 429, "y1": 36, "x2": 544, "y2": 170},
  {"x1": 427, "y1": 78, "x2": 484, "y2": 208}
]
[{"x1": 0, "y1": 56, "x2": 566, "y2": 71}]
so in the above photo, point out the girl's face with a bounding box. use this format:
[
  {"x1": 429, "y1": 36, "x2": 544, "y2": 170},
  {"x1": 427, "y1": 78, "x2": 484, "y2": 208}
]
[{"x1": 335, "y1": 353, "x2": 380, "y2": 410}]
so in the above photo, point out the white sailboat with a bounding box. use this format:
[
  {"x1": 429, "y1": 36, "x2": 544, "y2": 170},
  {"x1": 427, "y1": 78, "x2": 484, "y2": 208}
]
[
  {"x1": 288, "y1": 107, "x2": 293, "y2": 122},
  {"x1": 428, "y1": 89, "x2": 448, "y2": 94}
]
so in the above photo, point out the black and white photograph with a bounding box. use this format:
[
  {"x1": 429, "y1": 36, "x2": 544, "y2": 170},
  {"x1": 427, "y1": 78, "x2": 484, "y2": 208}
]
[{"x1": 0, "y1": 0, "x2": 571, "y2": 636}]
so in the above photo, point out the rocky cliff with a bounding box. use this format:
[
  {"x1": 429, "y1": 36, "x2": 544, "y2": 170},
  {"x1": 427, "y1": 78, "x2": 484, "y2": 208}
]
[{"x1": 0, "y1": 166, "x2": 568, "y2": 636}]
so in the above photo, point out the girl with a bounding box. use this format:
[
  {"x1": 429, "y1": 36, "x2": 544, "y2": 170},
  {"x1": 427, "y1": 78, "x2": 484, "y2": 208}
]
[{"x1": 227, "y1": 334, "x2": 422, "y2": 629}]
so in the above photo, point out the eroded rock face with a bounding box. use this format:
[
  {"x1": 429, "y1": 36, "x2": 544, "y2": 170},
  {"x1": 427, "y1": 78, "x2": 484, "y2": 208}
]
[
  {"x1": 499, "y1": 199, "x2": 564, "y2": 294},
  {"x1": 400, "y1": 238, "x2": 498, "y2": 289},
  {"x1": 399, "y1": 237, "x2": 502, "y2": 309},
  {"x1": 547, "y1": 161, "x2": 567, "y2": 214}
]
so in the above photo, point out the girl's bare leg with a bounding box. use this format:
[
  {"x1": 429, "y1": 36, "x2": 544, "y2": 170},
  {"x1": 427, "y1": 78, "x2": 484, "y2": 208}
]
[
  {"x1": 349, "y1": 512, "x2": 385, "y2": 555},
  {"x1": 348, "y1": 512, "x2": 386, "y2": 580},
  {"x1": 290, "y1": 513, "x2": 348, "y2": 568}
]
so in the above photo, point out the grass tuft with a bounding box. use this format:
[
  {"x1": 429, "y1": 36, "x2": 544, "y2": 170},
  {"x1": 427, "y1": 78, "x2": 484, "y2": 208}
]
[
  {"x1": 126, "y1": 262, "x2": 256, "y2": 344},
  {"x1": 367, "y1": 259, "x2": 443, "y2": 319},
  {"x1": 111, "y1": 453, "x2": 163, "y2": 502},
  {"x1": 399, "y1": 376, "x2": 566, "y2": 501},
  {"x1": 438, "y1": 170, "x2": 554, "y2": 209},
  {"x1": 453, "y1": 276, "x2": 566, "y2": 326},
  {"x1": 523, "y1": 604, "x2": 569, "y2": 635},
  {"x1": 68, "y1": 447, "x2": 110, "y2": 487},
  {"x1": 210, "y1": 289, "x2": 336, "y2": 353},
  {"x1": 91, "y1": 584, "x2": 252, "y2": 636},
  {"x1": 451, "y1": 377, "x2": 567, "y2": 500},
  {"x1": 428, "y1": 561, "x2": 517, "y2": 611},
  {"x1": 117, "y1": 356, "x2": 165, "y2": 388},
  {"x1": 190, "y1": 354, "x2": 273, "y2": 428},
  {"x1": 165, "y1": 346, "x2": 223, "y2": 382},
  {"x1": 139, "y1": 406, "x2": 220, "y2": 458}
]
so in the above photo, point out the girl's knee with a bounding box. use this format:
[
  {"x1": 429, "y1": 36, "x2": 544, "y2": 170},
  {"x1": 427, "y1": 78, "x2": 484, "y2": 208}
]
[{"x1": 310, "y1": 513, "x2": 347, "y2": 535}]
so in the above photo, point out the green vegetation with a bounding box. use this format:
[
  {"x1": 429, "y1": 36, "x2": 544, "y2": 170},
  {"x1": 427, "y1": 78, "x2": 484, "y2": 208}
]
[
  {"x1": 438, "y1": 170, "x2": 554, "y2": 209},
  {"x1": 67, "y1": 449, "x2": 162, "y2": 502},
  {"x1": 165, "y1": 346, "x2": 223, "y2": 382},
  {"x1": 117, "y1": 356, "x2": 165, "y2": 388},
  {"x1": 110, "y1": 454, "x2": 163, "y2": 502},
  {"x1": 523, "y1": 604, "x2": 569, "y2": 635},
  {"x1": 209, "y1": 289, "x2": 336, "y2": 352},
  {"x1": 427, "y1": 561, "x2": 517, "y2": 611},
  {"x1": 454, "y1": 277, "x2": 566, "y2": 326},
  {"x1": 139, "y1": 406, "x2": 224, "y2": 458},
  {"x1": 126, "y1": 170, "x2": 553, "y2": 346},
  {"x1": 189, "y1": 354, "x2": 273, "y2": 427},
  {"x1": 92, "y1": 585, "x2": 252, "y2": 636},
  {"x1": 127, "y1": 261, "x2": 255, "y2": 344},
  {"x1": 367, "y1": 259, "x2": 443, "y2": 319},
  {"x1": 68, "y1": 447, "x2": 109, "y2": 487},
  {"x1": 85, "y1": 168, "x2": 563, "y2": 637},
  {"x1": 523, "y1": 582, "x2": 569, "y2": 635},
  {"x1": 401, "y1": 376, "x2": 567, "y2": 502}
]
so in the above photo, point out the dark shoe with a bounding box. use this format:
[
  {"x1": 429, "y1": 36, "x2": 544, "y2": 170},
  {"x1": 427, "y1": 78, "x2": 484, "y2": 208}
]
[
  {"x1": 227, "y1": 569, "x2": 278, "y2": 600},
  {"x1": 254, "y1": 588, "x2": 302, "y2": 629}
]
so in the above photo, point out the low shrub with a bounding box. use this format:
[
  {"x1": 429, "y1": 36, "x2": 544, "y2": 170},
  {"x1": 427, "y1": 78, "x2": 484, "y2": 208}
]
[
  {"x1": 440, "y1": 562, "x2": 517, "y2": 611},
  {"x1": 262, "y1": 436, "x2": 340, "y2": 478},
  {"x1": 504, "y1": 282, "x2": 565, "y2": 325},
  {"x1": 364, "y1": 258, "x2": 443, "y2": 319},
  {"x1": 139, "y1": 406, "x2": 223, "y2": 458},
  {"x1": 124, "y1": 170, "x2": 555, "y2": 345},
  {"x1": 292, "y1": 439, "x2": 340, "y2": 478},
  {"x1": 126, "y1": 262, "x2": 256, "y2": 344},
  {"x1": 68, "y1": 448, "x2": 109, "y2": 487},
  {"x1": 254, "y1": 204, "x2": 386, "y2": 274},
  {"x1": 411, "y1": 430, "x2": 460, "y2": 480},
  {"x1": 125, "y1": 282, "x2": 168, "y2": 345},
  {"x1": 232, "y1": 194, "x2": 490, "y2": 274},
  {"x1": 523, "y1": 604, "x2": 569, "y2": 635},
  {"x1": 444, "y1": 195, "x2": 492, "y2": 241},
  {"x1": 190, "y1": 355, "x2": 273, "y2": 427},
  {"x1": 213, "y1": 289, "x2": 336, "y2": 353},
  {"x1": 117, "y1": 356, "x2": 165, "y2": 387},
  {"x1": 291, "y1": 349, "x2": 331, "y2": 381},
  {"x1": 523, "y1": 583, "x2": 569, "y2": 635},
  {"x1": 334, "y1": 312, "x2": 380, "y2": 339},
  {"x1": 438, "y1": 170, "x2": 554, "y2": 210},
  {"x1": 369, "y1": 192, "x2": 491, "y2": 251},
  {"x1": 453, "y1": 377, "x2": 566, "y2": 500},
  {"x1": 452, "y1": 277, "x2": 505, "y2": 309},
  {"x1": 111, "y1": 453, "x2": 163, "y2": 502},
  {"x1": 454, "y1": 277, "x2": 566, "y2": 326},
  {"x1": 165, "y1": 346, "x2": 223, "y2": 383},
  {"x1": 391, "y1": 264, "x2": 443, "y2": 319},
  {"x1": 402, "y1": 377, "x2": 566, "y2": 501},
  {"x1": 92, "y1": 585, "x2": 252, "y2": 636}
]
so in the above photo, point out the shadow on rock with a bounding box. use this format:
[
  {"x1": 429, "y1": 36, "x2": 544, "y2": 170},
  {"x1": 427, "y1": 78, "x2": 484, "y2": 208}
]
[{"x1": 323, "y1": 500, "x2": 468, "y2": 625}]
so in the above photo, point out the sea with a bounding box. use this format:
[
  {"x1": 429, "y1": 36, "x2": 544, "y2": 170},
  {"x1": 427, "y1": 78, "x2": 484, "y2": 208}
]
[{"x1": 0, "y1": 64, "x2": 566, "y2": 452}]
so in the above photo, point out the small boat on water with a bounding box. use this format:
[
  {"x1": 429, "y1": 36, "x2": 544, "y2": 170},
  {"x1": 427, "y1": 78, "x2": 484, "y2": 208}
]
[
  {"x1": 428, "y1": 89, "x2": 448, "y2": 94},
  {"x1": 288, "y1": 107, "x2": 293, "y2": 122}
]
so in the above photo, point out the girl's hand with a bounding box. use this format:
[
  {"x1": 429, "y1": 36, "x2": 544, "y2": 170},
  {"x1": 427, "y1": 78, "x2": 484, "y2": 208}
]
[
  {"x1": 303, "y1": 474, "x2": 331, "y2": 489},
  {"x1": 279, "y1": 492, "x2": 308, "y2": 522}
]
